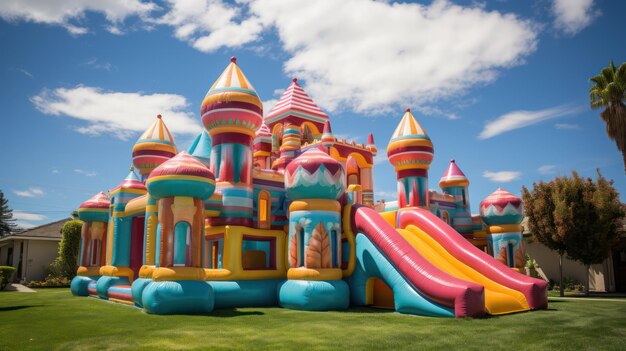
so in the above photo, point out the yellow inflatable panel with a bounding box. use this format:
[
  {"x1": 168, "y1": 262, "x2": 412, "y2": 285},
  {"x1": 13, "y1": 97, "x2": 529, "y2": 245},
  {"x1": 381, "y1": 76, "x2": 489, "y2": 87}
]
[{"x1": 398, "y1": 226, "x2": 530, "y2": 315}]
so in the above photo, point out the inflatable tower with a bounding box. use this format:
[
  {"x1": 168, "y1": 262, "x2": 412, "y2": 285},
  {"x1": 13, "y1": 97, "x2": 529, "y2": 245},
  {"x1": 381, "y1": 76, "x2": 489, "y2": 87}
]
[
  {"x1": 439, "y1": 160, "x2": 473, "y2": 236},
  {"x1": 480, "y1": 188, "x2": 525, "y2": 271},
  {"x1": 280, "y1": 148, "x2": 349, "y2": 310},
  {"x1": 387, "y1": 108, "x2": 434, "y2": 209}
]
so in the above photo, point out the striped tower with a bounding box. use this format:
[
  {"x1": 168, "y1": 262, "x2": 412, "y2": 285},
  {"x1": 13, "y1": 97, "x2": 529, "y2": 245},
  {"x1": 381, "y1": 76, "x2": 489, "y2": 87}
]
[
  {"x1": 321, "y1": 120, "x2": 335, "y2": 149},
  {"x1": 361, "y1": 133, "x2": 377, "y2": 206},
  {"x1": 132, "y1": 115, "x2": 178, "y2": 182},
  {"x1": 201, "y1": 57, "x2": 263, "y2": 227},
  {"x1": 71, "y1": 192, "x2": 110, "y2": 296},
  {"x1": 387, "y1": 108, "x2": 434, "y2": 209},
  {"x1": 253, "y1": 122, "x2": 272, "y2": 169},
  {"x1": 265, "y1": 78, "x2": 329, "y2": 134},
  {"x1": 439, "y1": 159, "x2": 473, "y2": 236},
  {"x1": 480, "y1": 188, "x2": 525, "y2": 271},
  {"x1": 274, "y1": 122, "x2": 301, "y2": 171}
]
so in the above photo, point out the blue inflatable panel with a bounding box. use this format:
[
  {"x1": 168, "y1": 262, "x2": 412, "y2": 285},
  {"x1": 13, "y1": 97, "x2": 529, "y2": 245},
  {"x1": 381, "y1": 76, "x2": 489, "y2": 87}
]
[
  {"x1": 131, "y1": 278, "x2": 152, "y2": 307},
  {"x1": 208, "y1": 280, "x2": 279, "y2": 309},
  {"x1": 348, "y1": 233, "x2": 454, "y2": 317},
  {"x1": 279, "y1": 279, "x2": 349, "y2": 311},
  {"x1": 70, "y1": 276, "x2": 97, "y2": 296},
  {"x1": 142, "y1": 280, "x2": 214, "y2": 315},
  {"x1": 95, "y1": 276, "x2": 129, "y2": 300}
]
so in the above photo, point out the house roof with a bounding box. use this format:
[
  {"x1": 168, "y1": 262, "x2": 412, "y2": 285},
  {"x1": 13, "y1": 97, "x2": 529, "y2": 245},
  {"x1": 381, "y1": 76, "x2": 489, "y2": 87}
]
[{"x1": 0, "y1": 218, "x2": 69, "y2": 241}]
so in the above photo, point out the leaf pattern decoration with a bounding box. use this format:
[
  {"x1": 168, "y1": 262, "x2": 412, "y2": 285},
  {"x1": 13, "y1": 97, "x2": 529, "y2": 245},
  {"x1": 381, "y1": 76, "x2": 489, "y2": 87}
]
[
  {"x1": 306, "y1": 222, "x2": 332, "y2": 268},
  {"x1": 497, "y1": 246, "x2": 508, "y2": 266},
  {"x1": 289, "y1": 224, "x2": 300, "y2": 267},
  {"x1": 514, "y1": 244, "x2": 525, "y2": 269}
]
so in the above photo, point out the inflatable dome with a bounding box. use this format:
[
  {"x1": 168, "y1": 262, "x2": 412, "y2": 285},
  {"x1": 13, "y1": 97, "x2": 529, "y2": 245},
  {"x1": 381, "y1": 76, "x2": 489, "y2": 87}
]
[
  {"x1": 77, "y1": 192, "x2": 110, "y2": 222},
  {"x1": 479, "y1": 188, "x2": 524, "y2": 225},
  {"x1": 439, "y1": 159, "x2": 469, "y2": 188},
  {"x1": 285, "y1": 148, "x2": 345, "y2": 200},
  {"x1": 200, "y1": 57, "x2": 263, "y2": 138},
  {"x1": 132, "y1": 115, "x2": 178, "y2": 178},
  {"x1": 146, "y1": 151, "x2": 216, "y2": 200},
  {"x1": 387, "y1": 108, "x2": 434, "y2": 171}
]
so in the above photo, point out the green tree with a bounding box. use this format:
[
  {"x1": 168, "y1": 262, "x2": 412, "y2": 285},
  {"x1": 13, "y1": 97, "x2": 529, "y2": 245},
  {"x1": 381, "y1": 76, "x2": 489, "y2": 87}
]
[
  {"x1": 523, "y1": 180, "x2": 568, "y2": 296},
  {"x1": 563, "y1": 171, "x2": 624, "y2": 295},
  {"x1": 0, "y1": 190, "x2": 18, "y2": 236},
  {"x1": 589, "y1": 60, "x2": 626, "y2": 173},
  {"x1": 50, "y1": 219, "x2": 83, "y2": 279}
]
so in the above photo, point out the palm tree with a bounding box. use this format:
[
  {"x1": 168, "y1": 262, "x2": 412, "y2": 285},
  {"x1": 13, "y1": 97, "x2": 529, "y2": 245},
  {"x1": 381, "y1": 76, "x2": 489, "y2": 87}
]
[{"x1": 589, "y1": 60, "x2": 626, "y2": 173}]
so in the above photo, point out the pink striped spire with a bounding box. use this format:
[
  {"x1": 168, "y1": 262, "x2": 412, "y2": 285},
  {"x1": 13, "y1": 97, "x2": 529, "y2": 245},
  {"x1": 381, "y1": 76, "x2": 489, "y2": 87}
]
[
  {"x1": 439, "y1": 159, "x2": 469, "y2": 188},
  {"x1": 265, "y1": 78, "x2": 328, "y2": 122}
]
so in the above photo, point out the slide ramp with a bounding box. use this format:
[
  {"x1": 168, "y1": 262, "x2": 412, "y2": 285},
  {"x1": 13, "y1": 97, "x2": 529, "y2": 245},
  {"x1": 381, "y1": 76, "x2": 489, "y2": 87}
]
[
  {"x1": 399, "y1": 225, "x2": 529, "y2": 314},
  {"x1": 396, "y1": 207, "x2": 548, "y2": 310},
  {"x1": 350, "y1": 205, "x2": 485, "y2": 318}
]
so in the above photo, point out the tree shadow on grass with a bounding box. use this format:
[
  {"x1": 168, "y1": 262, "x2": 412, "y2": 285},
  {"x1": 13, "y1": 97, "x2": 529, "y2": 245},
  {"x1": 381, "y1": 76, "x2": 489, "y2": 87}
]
[
  {"x1": 0, "y1": 305, "x2": 41, "y2": 312},
  {"x1": 206, "y1": 308, "x2": 265, "y2": 318}
]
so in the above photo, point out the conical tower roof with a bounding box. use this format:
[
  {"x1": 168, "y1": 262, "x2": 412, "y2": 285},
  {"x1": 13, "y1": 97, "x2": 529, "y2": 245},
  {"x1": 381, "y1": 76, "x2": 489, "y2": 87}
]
[
  {"x1": 200, "y1": 57, "x2": 263, "y2": 137},
  {"x1": 132, "y1": 115, "x2": 178, "y2": 177},
  {"x1": 187, "y1": 131, "x2": 212, "y2": 167},
  {"x1": 439, "y1": 159, "x2": 469, "y2": 188},
  {"x1": 110, "y1": 167, "x2": 147, "y2": 196},
  {"x1": 265, "y1": 78, "x2": 328, "y2": 125},
  {"x1": 387, "y1": 108, "x2": 434, "y2": 171}
]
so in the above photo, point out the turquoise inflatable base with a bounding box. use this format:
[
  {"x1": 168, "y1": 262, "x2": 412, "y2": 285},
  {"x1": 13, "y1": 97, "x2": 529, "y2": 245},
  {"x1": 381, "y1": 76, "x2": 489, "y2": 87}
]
[
  {"x1": 95, "y1": 276, "x2": 129, "y2": 300},
  {"x1": 142, "y1": 280, "x2": 214, "y2": 315},
  {"x1": 208, "y1": 280, "x2": 279, "y2": 308},
  {"x1": 279, "y1": 279, "x2": 349, "y2": 311},
  {"x1": 131, "y1": 278, "x2": 152, "y2": 307},
  {"x1": 70, "y1": 275, "x2": 98, "y2": 296}
]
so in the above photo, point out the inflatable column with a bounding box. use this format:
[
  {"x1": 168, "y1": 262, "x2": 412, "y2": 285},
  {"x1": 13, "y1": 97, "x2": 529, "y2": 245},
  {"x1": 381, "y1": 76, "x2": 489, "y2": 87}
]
[
  {"x1": 361, "y1": 133, "x2": 377, "y2": 207},
  {"x1": 201, "y1": 57, "x2": 263, "y2": 227},
  {"x1": 142, "y1": 152, "x2": 216, "y2": 314},
  {"x1": 71, "y1": 192, "x2": 110, "y2": 296},
  {"x1": 131, "y1": 114, "x2": 178, "y2": 183},
  {"x1": 96, "y1": 168, "x2": 146, "y2": 299},
  {"x1": 479, "y1": 188, "x2": 526, "y2": 271},
  {"x1": 254, "y1": 123, "x2": 272, "y2": 169},
  {"x1": 273, "y1": 123, "x2": 301, "y2": 171},
  {"x1": 387, "y1": 108, "x2": 434, "y2": 209},
  {"x1": 439, "y1": 160, "x2": 473, "y2": 235},
  {"x1": 280, "y1": 149, "x2": 349, "y2": 311}
]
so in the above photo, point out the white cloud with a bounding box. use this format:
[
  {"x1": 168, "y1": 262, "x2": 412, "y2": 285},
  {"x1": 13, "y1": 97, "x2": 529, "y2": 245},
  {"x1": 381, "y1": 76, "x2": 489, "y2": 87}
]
[
  {"x1": 156, "y1": 0, "x2": 264, "y2": 53},
  {"x1": 552, "y1": 0, "x2": 598, "y2": 35},
  {"x1": 51, "y1": 169, "x2": 60, "y2": 174},
  {"x1": 13, "y1": 188, "x2": 45, "y2": 198},
  {"x1": 537, "y1": 165, "x2": 557, "y2": 175},
  {"x1": 375, "y1": 190, "x2": 397, "y2": 199},
  {"x1": 13, "y1": 211, "x2": 47, "y2": 222},
  {"x1": 31, "y1": 86, "x2": 202, "y2": 140},
  {"x1": 555, "y1": 123, "x2": 581, "y2": 130},
  {"x1": 19, "y1": 68, "x2": 33, "y2": 78},
  {"x1": 74, "y1": 169, "x2": 97, "y2": 177},
  {"x1": 483, "y1": 170, "x2": 521, "y2": 183},
  {"x1": 478, "y1": 105, "x2": 581, "y2": 139},
  {"x1": 249, "y1": 0, "x2": 538, "y2": 113},
  {"x1": 84, "y1": 58, "x2": 114, "y2": 71},
  {"x1": 373, "y1": 153, "x2": 388, "y2": 166},
  {"x1": 262, "y1": 99, "x2": 278, "y2": 116},
  {"x1": 0, "y1": 0, "x2": 157, "y2": 35}
]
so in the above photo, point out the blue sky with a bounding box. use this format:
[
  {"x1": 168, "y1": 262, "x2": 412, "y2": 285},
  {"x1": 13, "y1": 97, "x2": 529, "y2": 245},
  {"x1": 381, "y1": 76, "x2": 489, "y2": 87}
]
[{"x1": 0, "y1": 0, "x2": 624, "y2": 229}]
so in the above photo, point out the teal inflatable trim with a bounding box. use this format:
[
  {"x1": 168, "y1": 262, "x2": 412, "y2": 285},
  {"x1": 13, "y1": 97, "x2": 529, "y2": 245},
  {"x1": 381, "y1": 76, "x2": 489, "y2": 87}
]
[
  {"x1": 131, "y1": 278, "x2": 152, "y2": 307},
  {"x1": 208, "y1": 280, "x2": 280, "y2": 308},
  {"x1": 279, "y1": 279, "x2": 349, "y2": 311},
  {"x1": 70, "y1": 275, "x2": 98, "y2": 296},
  {"x1": 348, "y1": 233, "x2": 454, "y2": 317},
  {"x1": 142, "y1": 280, "x2": 214, "y2": 315},
  {"x1": 95, "y1": 276, "x2": 129, "y2": 300}
]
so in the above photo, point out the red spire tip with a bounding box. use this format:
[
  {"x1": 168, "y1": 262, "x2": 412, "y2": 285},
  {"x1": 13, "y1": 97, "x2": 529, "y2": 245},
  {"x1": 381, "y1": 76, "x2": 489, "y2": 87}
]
[
  {"x1": 292, "y1": 78, "x2": 298, "y2": 83},
  {"x1": 157, "y1": 114, "x2": 162, "y2": 119},
  {"x1": 450, "y1": 159, "x2": 455, "y2": 163},
  {"x1": 230, "y1": 56, "x2": 237, "y2": 63},
  {"x1": 405, "y1": 107, "x2": 411, "y2": 113}
]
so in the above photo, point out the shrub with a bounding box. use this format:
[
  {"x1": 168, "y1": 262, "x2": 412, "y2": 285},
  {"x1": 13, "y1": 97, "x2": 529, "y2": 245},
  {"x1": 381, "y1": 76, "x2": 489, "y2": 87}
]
[
  {"x1": 27, "y1": 276, "x2": 71, "y2": 288},
  {"x1": 0, "y1": 266, "x2": 16, "y2": 290},
  {"x1": 49, "y1": 219, "x2": 83, "y2": 279}
]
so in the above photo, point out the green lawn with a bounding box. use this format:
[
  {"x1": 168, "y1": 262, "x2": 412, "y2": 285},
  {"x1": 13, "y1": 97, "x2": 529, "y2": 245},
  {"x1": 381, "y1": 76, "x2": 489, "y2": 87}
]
[{"x1": 1, "y1": 289, "x2": 625, "y2": 350}]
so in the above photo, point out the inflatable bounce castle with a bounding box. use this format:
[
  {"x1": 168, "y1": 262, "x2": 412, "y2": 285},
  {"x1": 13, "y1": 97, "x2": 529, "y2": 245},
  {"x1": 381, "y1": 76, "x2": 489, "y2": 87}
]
[{"x1": 72, "y1": 57, "x2": 547, "y2": 317}]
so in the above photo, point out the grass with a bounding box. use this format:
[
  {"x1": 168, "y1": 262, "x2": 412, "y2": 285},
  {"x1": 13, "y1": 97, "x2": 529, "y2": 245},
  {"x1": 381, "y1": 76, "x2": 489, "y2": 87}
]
[{"x1": 1, "y1": 289, "x2": 625, "y2": 350}]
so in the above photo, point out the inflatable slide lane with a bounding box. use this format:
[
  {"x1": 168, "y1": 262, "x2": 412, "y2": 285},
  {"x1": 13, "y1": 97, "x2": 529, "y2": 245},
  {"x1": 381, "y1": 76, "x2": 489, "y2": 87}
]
[
  {"x1": 348, "y1": 205, "x2": 486, "y2": 318},
  {"x1": 394, "y1": 207, "x2": 548, "y2": 312}
]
